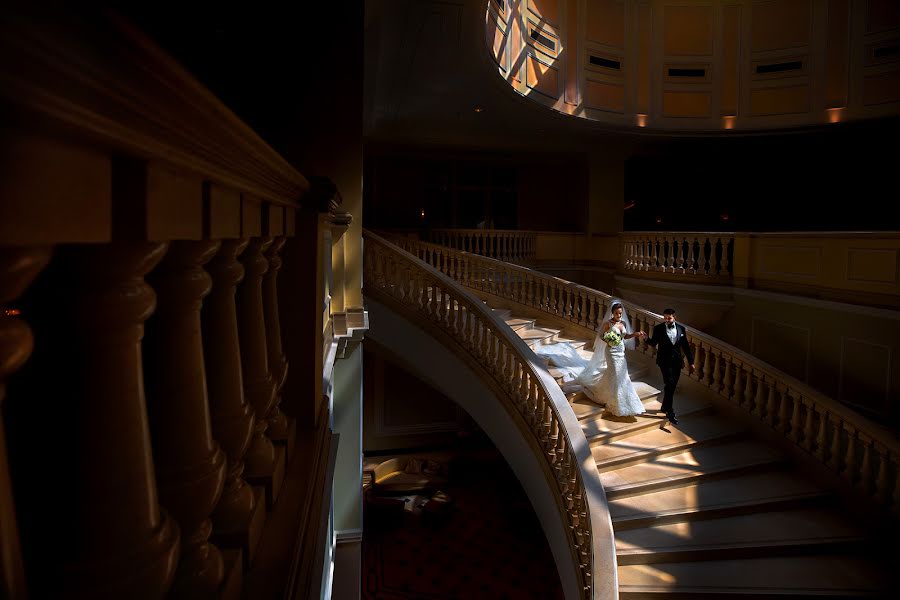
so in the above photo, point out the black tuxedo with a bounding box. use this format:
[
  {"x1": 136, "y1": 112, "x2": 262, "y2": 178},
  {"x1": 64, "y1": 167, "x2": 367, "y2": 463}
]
[{"x1": 646, "y1": 322, "x2": 694, "y2": 418}]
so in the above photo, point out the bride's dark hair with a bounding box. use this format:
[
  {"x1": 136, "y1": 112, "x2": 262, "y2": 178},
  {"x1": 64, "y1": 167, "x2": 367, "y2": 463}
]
[{"x1": 610, "y1": 302, "x2": 623, "y2": 312}]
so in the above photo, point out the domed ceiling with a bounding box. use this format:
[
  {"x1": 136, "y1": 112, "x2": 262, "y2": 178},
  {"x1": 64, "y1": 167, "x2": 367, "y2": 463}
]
[{"x1": 486, "y1": 0, "x2": 900, "y2": 131}]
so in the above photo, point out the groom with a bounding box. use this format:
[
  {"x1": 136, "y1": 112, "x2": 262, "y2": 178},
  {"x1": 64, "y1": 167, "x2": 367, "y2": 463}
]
[{"x1": 646, "y1": 308, "x2": 694, "y2": 425}]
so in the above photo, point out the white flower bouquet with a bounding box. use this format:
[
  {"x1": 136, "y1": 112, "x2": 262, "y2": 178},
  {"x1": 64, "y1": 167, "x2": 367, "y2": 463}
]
[{"x1": 601, "y1": 329, "x2": 623, "y2": 347}]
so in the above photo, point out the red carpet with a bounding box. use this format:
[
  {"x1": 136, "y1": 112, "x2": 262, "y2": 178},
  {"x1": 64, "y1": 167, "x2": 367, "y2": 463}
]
[{"x1": 363, "y1": 451, "x2": 565, "y2": 599}]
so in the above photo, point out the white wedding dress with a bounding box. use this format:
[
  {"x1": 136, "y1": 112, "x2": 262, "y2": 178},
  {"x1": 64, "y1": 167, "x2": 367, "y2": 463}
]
[{"x1": 534, "y1": 321, "x2": 645, "y2": 417}]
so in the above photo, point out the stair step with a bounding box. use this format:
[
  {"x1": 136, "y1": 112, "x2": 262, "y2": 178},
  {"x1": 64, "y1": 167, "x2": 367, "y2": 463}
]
[
  {"x1": 579, "y1": 381, "x2": 665, "y2": 431},
  {"x1": 517, "y1": 326, "x2": 561, "y2": 345},
  {"x1": 569, "y1": 379, "x2": 663, "y2": 422},
  {"x1": 617, "y1": 555, "x2": 888, "y2": 598},
  {"x1": 571, "y1": 395, "x2": 604, "y2": 420},
  {"x1": 591, "y1": 414, "x2": 744, "y2": 470},
  {"x1": 601, "y1": 439, "x2": 786, "y2": 498},
  {"x1": 609, "y1": 470, "x2": 831, "y2": 530},
  {"x1": 504, "y1": 317, "x2": 535, "y2": 331},
  {"x1": 615, "y1": 507, "x2": 873, "y2": 565},
  {"x1": 553, "y1": 335, "x2": 586, "y2": 350}
]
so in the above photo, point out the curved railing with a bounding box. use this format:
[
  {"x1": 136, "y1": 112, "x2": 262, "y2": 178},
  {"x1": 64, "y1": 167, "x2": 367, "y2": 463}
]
[
  {"x1": 427, "y1": 228, "x2": 536, "y2": 264},
  {"x1": 383, "y1": 234, "x2": 900, "y2": 519},
  {"x1": 363, "y1": 230, "x2": 618, "y2": 600}
]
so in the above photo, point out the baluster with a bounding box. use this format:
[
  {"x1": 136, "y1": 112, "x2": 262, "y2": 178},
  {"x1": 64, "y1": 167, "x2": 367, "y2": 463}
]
[
  {"x1": 238, "y1": 238, "x2": 282, "y2": 498},
  {"x1": 16, "y1": 243, "x2": 179, "y2": 597},
  {"x1": 676, "y1": 236, "x2": 685, "y2": 273},
  {"x1": 0, "y1": 246, "x2": 52, "y2": 600},
  {"x1": 713, "y1": 237, "x2": 723, "y2": 275},
  {"x1": 828, "y1": 416, "x2": 843, "y2": 471},
  {"x1": 859, "y1": 437, "x2": 873, "y2": 495},
  {"x1": 651, "y1": 237, "x2": 660, "y2": 271},
  {"x1": 801, "y1": 397, "x2": 816, "y2": 452},
  {"x1": 766, "y1": 379, "x2": 778, "y2": 428},
  {"x1": 668, "y1": 236, "x2": 677, "y2": 272},
  {"x1": 843, "y1": 427, "x2": 858, "y2": 485},
  {"x1": 578, "y1": 292, "x2": 587, "y2": 326},
  {"x1": 463, "y1": 255, "x2": 470, "y2": 287},
  {"x1": 722, "y1": 236, "x2": 732, "y2": 275},
  {"x1": 702, "y1": 346, "x2": 714, "y2": 386},
  {"x1": 720, "y1": 355, "x2": 733, "y2": 398},
  {"x1": 263, "y1": 238, "x2": 290, "y2": 447},
  {"x1": 144, "y1": 241, "x2": 227, "y2": 596},
  {"x1": 703, "y1": 236, "x2": 712, "y2": 275},
  {"x1": 202, "y1": 240, "x2": 261, "y2": 557},
  {"x1": 778, "y1": 387, "x2": 792, "y2": 436},
  {"x1": 711, "y1": 351, "x2": 723, "y2": 392},
  {"x1": 752, "y1": 372, "x2": 767, "y2": 418},
  {"x1": 789, "y1": 394, "x2": 803, "y2": 444},
  {"x1": 732, "y1": 362, "x2": 745, "y2": 405},
  {"x1": 687, "y1": 237, "x2": 697, "y2": 274},
  {"x1": 874, "y1": 448, "x2": 890, "y2": 505},
  {"x1": 815, "y1": 408, "x2": 829, "y2": 462}
]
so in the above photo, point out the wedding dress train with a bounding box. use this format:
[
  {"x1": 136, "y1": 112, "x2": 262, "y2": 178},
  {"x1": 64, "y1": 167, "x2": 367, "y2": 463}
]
[{"x1": 534, "y1": 329, "x2": 645, "y2": 417}]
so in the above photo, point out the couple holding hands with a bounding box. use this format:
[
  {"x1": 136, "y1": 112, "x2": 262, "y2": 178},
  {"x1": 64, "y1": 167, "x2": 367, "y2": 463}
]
[{"x1": 541, "y1": 300, "x2": 693, "y2": 424}]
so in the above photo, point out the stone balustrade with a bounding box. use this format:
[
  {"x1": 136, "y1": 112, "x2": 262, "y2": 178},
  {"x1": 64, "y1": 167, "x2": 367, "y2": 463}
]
[
  {"x1": 622, "y1": 232, "x2": 735, "y2": 278},
  {"x1": 364, "y1": 231, "x2": 617, "y2": 600},
  {"x1": 383, "y1": 234, "x2": 900, "y2": 519},
  {"x1": 620, "y1": 231, "x2": 900, "y2": 309},
  {"x1": 427, "y1": 228, "x2": 536, "y2": 264}
]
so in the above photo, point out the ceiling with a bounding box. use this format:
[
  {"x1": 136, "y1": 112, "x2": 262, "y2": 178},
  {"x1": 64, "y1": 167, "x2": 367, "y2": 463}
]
[{"x1": 364, "y1": 0, "x2": 900, "y2": 151}]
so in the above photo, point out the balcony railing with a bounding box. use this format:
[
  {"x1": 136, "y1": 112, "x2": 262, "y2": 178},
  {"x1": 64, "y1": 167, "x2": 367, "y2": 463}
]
[
  {"x1": 381, "y1": 234, "x2": 900, "y2": 521},
  {"x1": 426, "y1": 228, "x2": 537, "y2": 264},
  {"x1": 622, "y1": 232, "x2": 734, "y2": 278}
]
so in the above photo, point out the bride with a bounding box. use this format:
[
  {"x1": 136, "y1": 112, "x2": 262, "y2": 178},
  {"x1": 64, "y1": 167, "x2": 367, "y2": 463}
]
[{"x1": 535, "y1": 300, "x2": 646, "y2": 417}]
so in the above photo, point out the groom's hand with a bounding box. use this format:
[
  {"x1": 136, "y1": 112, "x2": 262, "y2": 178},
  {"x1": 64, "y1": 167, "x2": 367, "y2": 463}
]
[{"x1": 688, "y1": 363, "x2": 695, "y2": 375}]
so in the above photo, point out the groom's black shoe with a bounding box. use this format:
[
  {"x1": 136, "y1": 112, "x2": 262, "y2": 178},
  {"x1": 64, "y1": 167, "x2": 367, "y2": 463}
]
[{"x1": 666, "y1": 413, "x2": 678, "y2": 425}]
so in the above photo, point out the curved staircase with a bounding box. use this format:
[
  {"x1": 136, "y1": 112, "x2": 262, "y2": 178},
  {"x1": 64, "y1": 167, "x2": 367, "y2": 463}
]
[{"x1": 495, "y1": 307, "x2": 890, "y2": 599}]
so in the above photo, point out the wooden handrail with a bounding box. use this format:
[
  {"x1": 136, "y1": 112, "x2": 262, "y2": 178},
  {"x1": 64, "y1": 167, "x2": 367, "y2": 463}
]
[
  {"x1": 363, "y1": 230, "x2": 618, "y2": 600},
  {"x1": 0, "y1": 9, "x2": 307, "y2": 208},
  {"x1": 380, "y1": 233, "x2": 900, "y2": 517}
]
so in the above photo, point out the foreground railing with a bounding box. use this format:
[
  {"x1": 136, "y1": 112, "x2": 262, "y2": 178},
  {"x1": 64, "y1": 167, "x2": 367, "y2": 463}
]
[
  {"x1": 383, "y1": 234, "x2": 900, "y2": 519},
  {"x1": 427, "y1": 228, "x2": 536, "y2": 264},
  {"x1": 363, "y1": 230, "x2": 617, "y2": 600},
  {"x1": 0, "y1": 10, "x2": 332, "y2": 599},
  {"x1": 622, "y1": 232, "x2": 734, "y2": 278}
]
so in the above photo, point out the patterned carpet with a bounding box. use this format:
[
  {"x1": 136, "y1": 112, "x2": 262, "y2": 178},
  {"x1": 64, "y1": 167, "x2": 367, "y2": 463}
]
[{"x1": 363, "y1": 451, "x2": 565, "y2": 600}]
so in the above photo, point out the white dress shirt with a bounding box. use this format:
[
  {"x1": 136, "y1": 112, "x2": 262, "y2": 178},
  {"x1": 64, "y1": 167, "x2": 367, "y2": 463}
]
[{"x1": 666, "y1": 323, "x2": 678, "y2": 345}]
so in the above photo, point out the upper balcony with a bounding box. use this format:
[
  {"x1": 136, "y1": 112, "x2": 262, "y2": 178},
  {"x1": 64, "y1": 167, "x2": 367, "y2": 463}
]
[{"x1": 486, "y1": 0, "x2": 900, "y2": 134}]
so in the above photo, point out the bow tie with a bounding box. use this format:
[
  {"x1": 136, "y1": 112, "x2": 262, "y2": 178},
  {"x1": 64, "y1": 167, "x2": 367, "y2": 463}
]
[{"x1": 666, "y1": 323, "x2": 675, "y2": 329}]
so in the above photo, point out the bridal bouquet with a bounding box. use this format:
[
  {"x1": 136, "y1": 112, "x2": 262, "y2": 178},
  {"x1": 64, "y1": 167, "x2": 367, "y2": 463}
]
[{"x1": 601, "y1": 329, "x2": 623, "y2": 347}]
